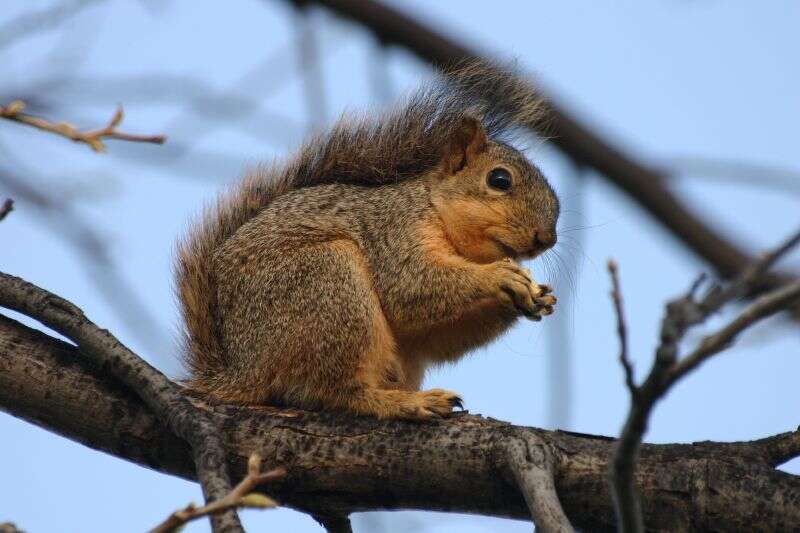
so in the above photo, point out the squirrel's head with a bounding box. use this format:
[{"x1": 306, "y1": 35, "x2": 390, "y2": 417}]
[{"x1": 430, "y1": 116, "x2": 559, "y2": 264}]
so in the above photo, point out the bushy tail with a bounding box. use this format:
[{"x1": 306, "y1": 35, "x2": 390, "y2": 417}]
[
  {"x1": 174, "y1": 59, "x2": 547, "y2": 384},
  {"x1": 174, "y1": 167, "x2": 291, "y2": 383}
]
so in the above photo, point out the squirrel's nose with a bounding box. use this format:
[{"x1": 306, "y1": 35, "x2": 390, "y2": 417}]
[{"x1": 532, "y1": 230, "x2": 556, "y2": 251}]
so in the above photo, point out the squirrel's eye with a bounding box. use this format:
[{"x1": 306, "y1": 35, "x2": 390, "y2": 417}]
[{"x1": 486, "y1": 167, "x2": 512, "y2": 191}]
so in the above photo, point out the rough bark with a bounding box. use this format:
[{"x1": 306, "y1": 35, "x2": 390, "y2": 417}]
[{"x1": 2, "y1": 313, "x2": 799, "y2": 532}]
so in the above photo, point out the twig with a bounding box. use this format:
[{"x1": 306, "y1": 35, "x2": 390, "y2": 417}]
[
  {"x1": 0, "y1": 198, "x2": 12, "y2": 221},
  {"x1": 150, "y1": 454, "x2": 285, "y2": 533},
  {"x1": 668, "y1": 279, "x2": 800, "y2": 386},
  {"x1": 607, "y1": 260, "x2": 635, "y2": 395},
  {"x1": 608, "y1": 227, "x2": 800, "y2": 533},
  {"x1": 0, "y1": 101, "x2": 165, "y2": 152},
  {"x1": 0, "y1": 273, "x2": 242, "y2": 532}
]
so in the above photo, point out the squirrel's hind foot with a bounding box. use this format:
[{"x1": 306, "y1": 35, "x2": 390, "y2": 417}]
[{"x1": 351, "y1": 388, "x2": 464, "y2": 420}]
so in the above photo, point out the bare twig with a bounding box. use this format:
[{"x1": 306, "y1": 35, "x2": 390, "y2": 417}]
[
  {"x1": 608, "y1": 227, "x2": 800, "y2": 533},
  {"x1": 150, "y1": 454, "x2": 285, "y2": 533},
  {"x1": 0, "y1": 199, "x2": 13, "y2": 221},
  {"x1": 0, "y1": 101, "x2": 165, "y2": 152},
  {"x1": 668, "y1": 280, "x2": 800, "y2": 386},
  {"x1": 0, "y1": 273, "x2": 242, "y2": 532},
  {"x1": 607, "y1": 260, "x2": 635, "y2": 395}
]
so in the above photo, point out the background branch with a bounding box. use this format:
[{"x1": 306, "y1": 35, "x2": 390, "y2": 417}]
[{"x1": 0, "y1": 101, "x2": 165, "y2": 152}]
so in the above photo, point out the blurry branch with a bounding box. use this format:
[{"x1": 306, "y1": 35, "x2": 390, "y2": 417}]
[
  {"x1": 0, "y1": 198, "x2": 12, "y2": 221},
  {"x1": 293, "y1": 4, "x2": 328, "y2": 131},
  {"x1": 368, "y1": 40, "x2": 393, "y2": 104},
  {"x1": 0, "y1": 101, "x2": 165, "y2": 153},
  {"x1": 296, "y1": 0, "x2": 796, "y2": 297},
  {"x1": 0, "y1": 0, "x2": 103, "y2": 50},
  {"x1": 150, "y1": 454, "x2": 285, "y2": 533},
  {"x1": 666, "y1": 155, "x2": 800, "y2": 195},
  {"x1": 0, "y1": 273, "x2": 245, "y2": 532},
  {"x1": 23, "y1": 74, "x2": 304, "y2": 154},
  {"x1": 0, "y1": 164, "x2": 169, "y2": 357},
  {"x1": 0, "y1": 523, "x2": 24, "y2": 533},
  {"x1": 607, "y1": 228, "x2": 800, "y2": 533}
]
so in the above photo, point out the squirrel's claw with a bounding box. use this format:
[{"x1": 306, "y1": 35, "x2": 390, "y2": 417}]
[{"x1": 450, "y1": 395, "x2": 464, "y2": 410}]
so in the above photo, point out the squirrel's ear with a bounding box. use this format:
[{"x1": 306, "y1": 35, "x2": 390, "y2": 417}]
[{"x1": 443, "y1": 116, "x2": 487, "y2": 174}]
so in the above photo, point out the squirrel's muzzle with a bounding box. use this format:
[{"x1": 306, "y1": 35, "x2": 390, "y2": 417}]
[{"x1": 531, "y1": 230, "x2": 556, "y2": 253}]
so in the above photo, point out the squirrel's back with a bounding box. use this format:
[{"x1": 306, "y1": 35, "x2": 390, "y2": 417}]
[{"x1": 174, "y1": 60, "x2": 549, "y2": 392}]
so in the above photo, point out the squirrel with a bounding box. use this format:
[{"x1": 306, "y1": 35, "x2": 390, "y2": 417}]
[{"x1": 174, "y1": 61, "x2": 560, "y2": 420}]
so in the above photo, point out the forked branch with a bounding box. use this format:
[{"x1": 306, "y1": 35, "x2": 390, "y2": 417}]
[
  {"x1": 608, "y1": 227, "x2": 800, "y2": 533},
  {"x1": 0, "y1": 272, "x2": 242, "y2": 532}
]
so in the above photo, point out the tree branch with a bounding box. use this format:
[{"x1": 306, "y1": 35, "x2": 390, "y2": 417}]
[
  {"x1": 608, "y1": 228, "x2": 800, "y2": 533},
  {"x1": 0, "y1": 101, "x2": 165, "y2": 152},
  {"x1": 503, "y1": 431, "x2": 573, "y2": 532},
  {"x1": 0, "y1": 273, "x2": 241, "y2": 532},
  {"x1": 1, "y1": 311, "x2": 799, "y2": 531}
]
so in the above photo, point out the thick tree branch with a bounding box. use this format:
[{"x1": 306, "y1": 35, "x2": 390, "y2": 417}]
[
  {"x1": 1, "y1": 312, "x2": 799, "y2": 532},
  {"x1": 0, "y1": 101, "x2": 165, "y2": 152},
  {"x1": 0, "y1": 273, "x2": 241, "y2": 532}
]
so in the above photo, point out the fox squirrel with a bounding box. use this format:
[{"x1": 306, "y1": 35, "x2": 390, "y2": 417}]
[{"x1": 175, "y1": 61, "x2": 559, "y2": 420}]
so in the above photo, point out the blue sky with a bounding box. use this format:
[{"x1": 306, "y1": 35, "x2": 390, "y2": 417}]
[{"x1": 2, "y1": 1, "x2": 798, "y2": 532}]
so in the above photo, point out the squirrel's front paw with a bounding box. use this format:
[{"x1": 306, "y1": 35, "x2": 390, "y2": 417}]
[
  {"x1": 529, "y1": 282, "x2": 556, "y2": 322},
  {"x1": 487, "y1": 258, "x2": 556, "y2": 320}
]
